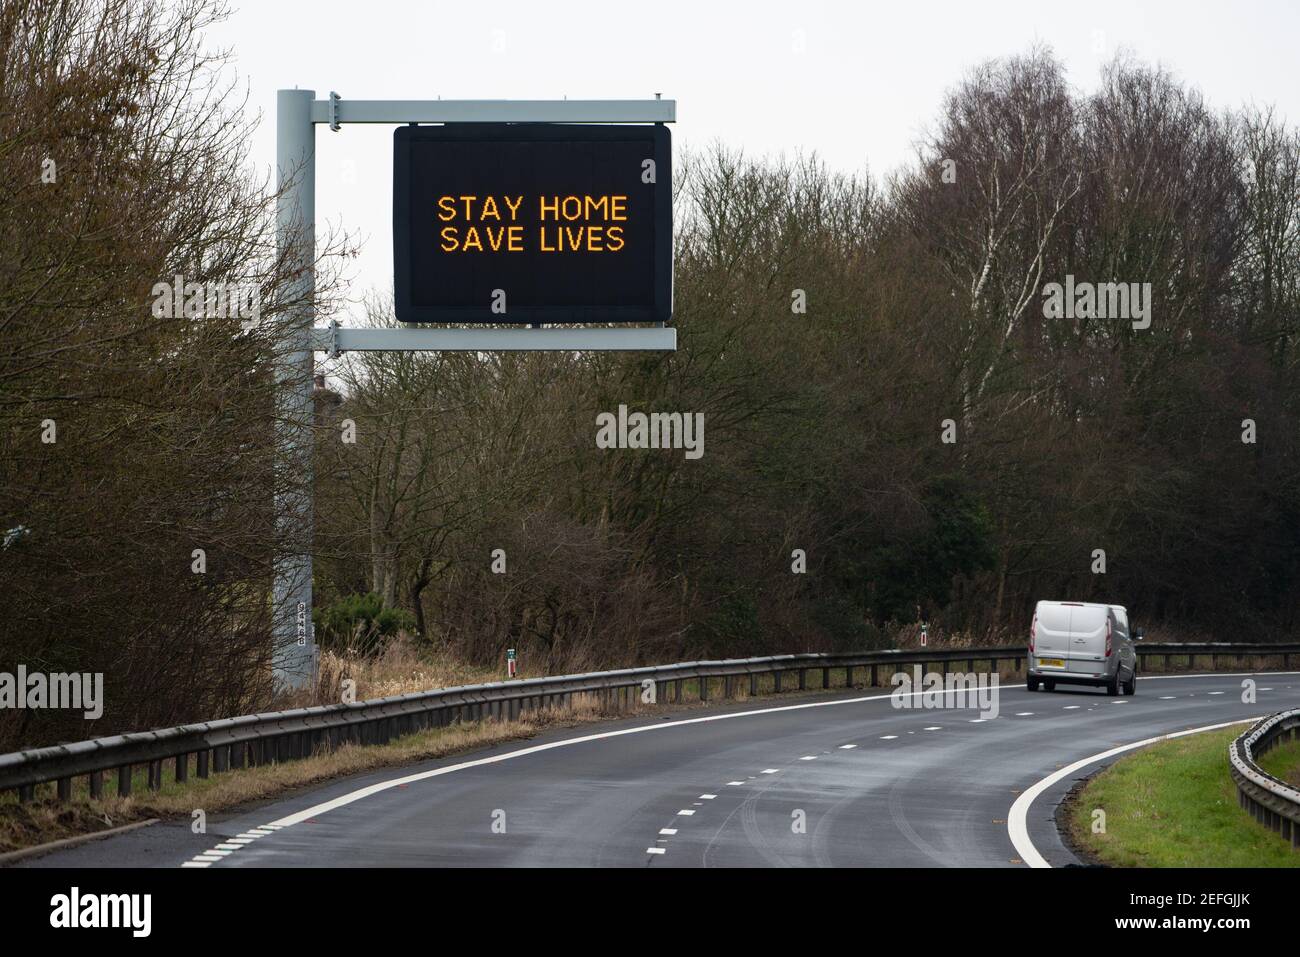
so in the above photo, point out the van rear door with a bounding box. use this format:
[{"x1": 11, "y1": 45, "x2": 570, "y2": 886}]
[
  {"x1": 1064, "y1": 604, "x2": 1109, "y2": 674},
  {"x1": 1034, "y1": 601, "x2": 1074, "y2": 670}
]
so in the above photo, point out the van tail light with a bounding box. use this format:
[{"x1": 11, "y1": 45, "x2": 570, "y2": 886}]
[
  {"x1": 1105, "y1": 619, "x2": 1113, "y2": 657},
  {"x1": 1029, "y1": 613, "x2": 1037, "y2": 654}
]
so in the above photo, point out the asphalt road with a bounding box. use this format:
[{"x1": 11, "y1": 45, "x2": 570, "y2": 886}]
[{"x1": 18, "y1": 671, "x2": 1299, "y2": 868}]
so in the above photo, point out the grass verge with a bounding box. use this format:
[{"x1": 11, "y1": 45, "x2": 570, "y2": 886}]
[{"x1": 1067, "y1": 726, "x2": 1300, "y2": 867}]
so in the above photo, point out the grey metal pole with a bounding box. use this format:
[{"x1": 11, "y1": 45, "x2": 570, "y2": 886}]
[{"x1": 273, "y1": 89, "x2": 317, "y2": 691}]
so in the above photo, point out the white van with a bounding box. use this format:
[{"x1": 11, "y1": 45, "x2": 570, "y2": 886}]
[{"x1": 1027, "y1": 600, "x2": 1141, "y2": 695}]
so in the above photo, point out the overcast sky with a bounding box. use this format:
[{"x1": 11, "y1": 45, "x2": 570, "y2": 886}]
[{"x1": 204, "y1": 0, "x2": 1300, "y2": 322}]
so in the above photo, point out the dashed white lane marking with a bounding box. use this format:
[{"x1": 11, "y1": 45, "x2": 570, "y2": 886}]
[
  {"x1": 659, "y1": 828, "x2": 677, "y2": 835},
  {"x1": 969, "y1": 719, "x2": 987, "y2": 723},
  {"x1": 1008, "y1": 716, "x2": 1260, "y2": 868},
  {"x1": 726, "y1": 781, "x2": 744, "y2": 786},
  {"x1": 1015, "y1": 712, "x2": 1034, "y2": 716},
  {"x1": 700, "y1": 794, "x2": 717, "y2": 800},
  {"x1": 799, "y1": 755, "x2": 817, "y2": 761},
  {"x1": 1063, "y1": 705, "x2": 1080, "y2": 710},
  {"x1": 1208, "y1": 691, "x2": 1225, "y2": 695},
  {"x1": 1159, "y1": 696, "x2": 1176, "y2": 700},
  {"x1": 880, "y1": 735, "x2": 898, "y2": 740},
  {"x1": 761, "y1": 768, "x2": 780, "y2": 774},
  {"x1": 677, "y1": 809, "x2": 695, "y2": 816},
  {"x1": 1111, "y1": 701, "x2": 1128, "y2": 705},
  {"x1": 923, "y1": 726, "x2": 942, "y2": 731},
  {"x1": 839, "y1": 744, "x2": 857, "y2": 749},
  {"x1": 184, "y1": 824, "x2": 275, "y2": 866},
  {"x1": 646, "y1": 847, "x2": 666, "y2": 855}
]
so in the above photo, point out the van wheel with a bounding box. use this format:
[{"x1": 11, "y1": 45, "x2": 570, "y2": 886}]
[
  {"x1": 1106, "y1": 673, "x2": 1121, "y2": 696},
  {"x1": 1043, "y1": 680, "x2": 1056, "y2": 692},
  {"x1": 1027, "y1": 675, "x2": 1039, "y2": 692},
  {"x1": 1123, "y1": 667, "x2": 1136, "y2": 696}
]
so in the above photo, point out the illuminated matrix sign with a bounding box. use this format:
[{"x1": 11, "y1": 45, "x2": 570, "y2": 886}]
[{"x1": 393, "y1": 123, "x2": 672, "y2": 324}]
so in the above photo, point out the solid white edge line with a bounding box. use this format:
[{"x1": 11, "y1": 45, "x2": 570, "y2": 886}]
[
  {"x1": 1007, "y1": 716, "x2": 1260, "y2": 868},
  {"x1": 218, "y1": 671, "x2": 1294, "y2": 846}
]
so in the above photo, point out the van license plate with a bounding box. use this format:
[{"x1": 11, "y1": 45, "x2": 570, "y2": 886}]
[{"x1": 1040, "y1": 658, "x2": 1065, "y2": 668}]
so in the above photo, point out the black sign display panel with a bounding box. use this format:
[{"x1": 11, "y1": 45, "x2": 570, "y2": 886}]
[{"x1": 393, "y1": 123, "x2": 671, "y2": 324}]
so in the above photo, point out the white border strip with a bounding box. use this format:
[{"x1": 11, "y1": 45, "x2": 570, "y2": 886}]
[{"x1": 1007, "y1": 717, "x2": 1260, "y2": 867}]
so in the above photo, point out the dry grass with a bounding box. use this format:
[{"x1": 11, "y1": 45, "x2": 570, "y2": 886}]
[{"x1": 316, "y1": 635, "x2": 504, "y2": 701}]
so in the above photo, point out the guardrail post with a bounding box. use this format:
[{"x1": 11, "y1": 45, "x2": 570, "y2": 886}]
[
  {"x1": 117, "y1": 765, "x2": 132, "y2": 797},
  {"x1": 723, "y1": 676, "x2": 733, "y2": 698},
  {"x1": 674, "y1": 679, "x2": 683, "y2": 703},
  {"x1": 749, "y1": 674, "x2": 758, "y2": 697},
  {"x1": 699, "y1": 678, "x2": 708, "y2": 702},
  {"x1": 215, "y1": 745, "x2": 230, "y2": 772},
  {"x1": 57, "y1": 777, "x2": 71, "y2": 801},
  {"x1": 89, "y1": 769, "x2": 103, "y2": 799},
  {"x1": 148, "y1": 760, "x2": 162, "y2": 791},
  {"x1": 822, "y1": 667, "x2": 830, "y2": 689},
  {"x1": 798, "y1": 668, "x2": 807, "y2": 691},
  {"x1": 18, "y1": 784, "x2": 34, "y2": 803},
  {"x1": 197, "y1": 750, "x2": 209, "y2": 778},
  {"x1": 845, "y1": 665, "x2": 853, "y2": 687}
]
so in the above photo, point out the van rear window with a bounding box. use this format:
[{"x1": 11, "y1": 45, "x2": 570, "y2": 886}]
[
  {"x1": 1037, "y1": 603, "x2": 1072, "y2": 631},
  {"x1": 1071, "y1": 605, "x2": 1108, "y2": 631}
]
